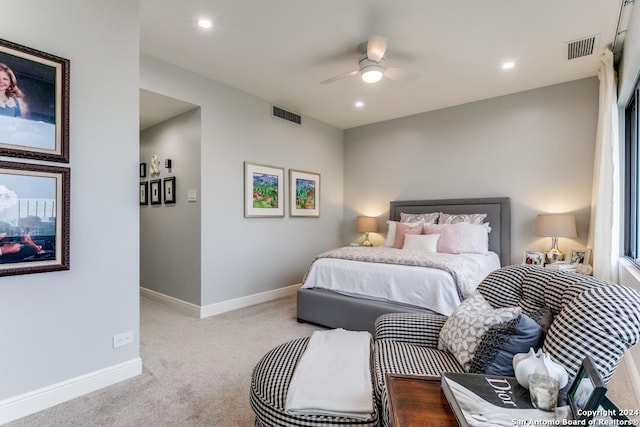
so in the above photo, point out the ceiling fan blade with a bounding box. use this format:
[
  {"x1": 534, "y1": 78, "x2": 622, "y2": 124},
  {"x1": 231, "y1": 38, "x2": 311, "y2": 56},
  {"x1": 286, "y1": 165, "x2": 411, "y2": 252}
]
[
  {"x1": 367, "y1": 35, "x2": 387, "y2": 62},
  {"x1": 384, "y1": 67, "x2": 420, "y2": 83},
  {"x1": 320, "y1": 70, "x2": 359, "y2": 85}
]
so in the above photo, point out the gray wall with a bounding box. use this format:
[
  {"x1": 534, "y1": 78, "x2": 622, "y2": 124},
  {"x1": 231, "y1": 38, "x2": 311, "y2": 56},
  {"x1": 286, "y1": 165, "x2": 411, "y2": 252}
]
[
  {"x1": 140, "y1": 109, "x2": 202, "y2": 304},
  {"x1": 0, "y1": 0, "x2": 139, "y2": 399},
  {"x1": 141, "y1": 54, "x2": 344, "y2": 306},
  {"x1": 344, "y1": 78, "x2": 599, "y2": 265}
]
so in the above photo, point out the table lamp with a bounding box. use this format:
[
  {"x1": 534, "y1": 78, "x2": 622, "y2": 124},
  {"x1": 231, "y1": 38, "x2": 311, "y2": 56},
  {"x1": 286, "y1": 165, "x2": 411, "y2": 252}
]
[
  {"x1": 356, "y1": 216, "x2": 378, "y2": 247},
  {"x1": 535, "y1": 214, "x2": 577, "y2": 264}
]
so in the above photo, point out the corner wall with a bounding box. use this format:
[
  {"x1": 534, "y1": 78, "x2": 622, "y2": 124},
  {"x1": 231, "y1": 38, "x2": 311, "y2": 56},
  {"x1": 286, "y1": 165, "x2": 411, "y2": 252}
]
[
  {"x1": 344, "y1": 78, "x2": 599, "y2": 265},
  {"x1": 0, "y1": 0, "x2": 140, "y2": 422},
  {"x1": 140, "y1": 54, "x2": 344, "y2": 307}
]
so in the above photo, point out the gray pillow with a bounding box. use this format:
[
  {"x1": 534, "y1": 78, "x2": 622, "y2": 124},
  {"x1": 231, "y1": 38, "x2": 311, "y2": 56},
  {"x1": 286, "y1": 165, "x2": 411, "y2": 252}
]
[{"x1": 469, "y1": 313, "x2": 544, "y2": 376}]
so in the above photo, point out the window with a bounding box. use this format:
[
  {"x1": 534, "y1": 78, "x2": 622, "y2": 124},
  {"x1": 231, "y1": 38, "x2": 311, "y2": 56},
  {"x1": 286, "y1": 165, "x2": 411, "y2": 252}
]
[{"x1": 624, "y1": 84, "x2": 640, "y2": 263}]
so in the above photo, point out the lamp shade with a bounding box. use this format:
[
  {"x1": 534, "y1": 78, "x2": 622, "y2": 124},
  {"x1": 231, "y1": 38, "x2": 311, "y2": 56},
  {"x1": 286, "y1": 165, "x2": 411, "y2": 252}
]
[
  {"x1": 356, "y1": 216, "x2": 379, "y2": 233},
  {"x1": 535, "y1": 214, "x2": 577, "y2": 238}
]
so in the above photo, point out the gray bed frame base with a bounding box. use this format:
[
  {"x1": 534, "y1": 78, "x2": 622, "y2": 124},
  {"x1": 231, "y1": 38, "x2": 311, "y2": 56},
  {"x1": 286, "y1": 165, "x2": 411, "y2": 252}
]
[{"x1": 296, "y1": 197, "x2": 511, "y2": 334}]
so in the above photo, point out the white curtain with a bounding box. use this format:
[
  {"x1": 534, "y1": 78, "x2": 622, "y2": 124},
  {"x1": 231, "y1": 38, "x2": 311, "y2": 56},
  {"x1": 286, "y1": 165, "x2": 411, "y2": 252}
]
[{"x1": 587, "y1": 48, "x2": 620, "y2": 282}]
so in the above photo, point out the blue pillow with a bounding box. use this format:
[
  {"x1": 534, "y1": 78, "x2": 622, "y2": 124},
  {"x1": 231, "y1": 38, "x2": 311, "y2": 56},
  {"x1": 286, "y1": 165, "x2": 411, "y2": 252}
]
[{"x1": 469, "y1": 313, "x2": 544, "y2": 376}]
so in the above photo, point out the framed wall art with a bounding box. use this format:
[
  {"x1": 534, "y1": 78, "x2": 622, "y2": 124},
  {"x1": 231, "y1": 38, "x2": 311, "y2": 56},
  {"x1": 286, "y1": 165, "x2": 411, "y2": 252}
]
[
  {"x1": 0, "y1": 38, "x2": 70, "y2": 162},
  {"x1": 164, "y1": 177, "x2": 176, "y2": 204},
  {"x1": 289, "y1": 169, "x2": 320, "y2": 217},
  {"x1": 0, "y1": 160, "x2": 70, "y2": 276},
  {"x1": 140, "y1": 181, "x2": 148, "y2": 206},
  {"x1": 150, "y1": 179, "x2": 161, "y2": 205},
  {"x1": 244, "y1": 162, "x2": 284, "y2": 217},
  {"x1": 140, "y1": 162, "x2": 146, "y2": 178}
]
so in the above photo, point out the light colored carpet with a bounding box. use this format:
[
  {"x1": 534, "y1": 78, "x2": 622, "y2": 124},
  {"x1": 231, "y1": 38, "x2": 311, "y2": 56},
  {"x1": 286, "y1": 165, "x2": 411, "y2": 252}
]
[
  {"x1": 8, "y1": 295, "x2": 322, "y2": 426},
  {"x1": 7, "y1": 295, "x2": 640, "y2": 426}
]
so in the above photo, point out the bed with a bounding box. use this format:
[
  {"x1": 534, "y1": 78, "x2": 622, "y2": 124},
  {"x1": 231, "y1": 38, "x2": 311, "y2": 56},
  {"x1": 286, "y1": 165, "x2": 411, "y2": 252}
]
[{"x1": 296, "y1": 197, "x2": 511, "y2": 333}]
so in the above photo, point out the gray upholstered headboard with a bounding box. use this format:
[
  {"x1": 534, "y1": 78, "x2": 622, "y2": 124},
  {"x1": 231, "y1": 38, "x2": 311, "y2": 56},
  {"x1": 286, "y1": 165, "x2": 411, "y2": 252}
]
[{"x1": 389, "y1": 197, "x2": 511, "y2": 266}]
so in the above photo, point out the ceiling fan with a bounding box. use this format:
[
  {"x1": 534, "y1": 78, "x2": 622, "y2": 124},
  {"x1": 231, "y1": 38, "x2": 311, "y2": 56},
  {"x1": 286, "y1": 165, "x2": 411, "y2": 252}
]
[{"x1": 321, "y1": 35, "x2": 419, "y2": 85}]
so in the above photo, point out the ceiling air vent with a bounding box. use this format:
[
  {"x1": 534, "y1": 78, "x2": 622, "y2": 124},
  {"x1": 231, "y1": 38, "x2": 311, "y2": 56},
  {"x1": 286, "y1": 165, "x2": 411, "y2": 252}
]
[
  {"x1": 566, "y1": 35, "x2": 598, "y2": 60},
  {"x1": 272, "y1": 105, "x2": 302, "y2": 125}
]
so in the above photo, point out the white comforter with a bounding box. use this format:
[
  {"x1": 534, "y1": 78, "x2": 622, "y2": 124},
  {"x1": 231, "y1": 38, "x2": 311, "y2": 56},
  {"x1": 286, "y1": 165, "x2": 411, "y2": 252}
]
[{"x1": 301, "y1": 247, "x2": 500, "y2": 316}]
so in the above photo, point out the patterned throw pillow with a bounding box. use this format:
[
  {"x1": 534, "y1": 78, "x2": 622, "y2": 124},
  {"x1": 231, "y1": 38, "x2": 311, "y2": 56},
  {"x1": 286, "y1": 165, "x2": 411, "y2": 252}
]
[
  {"x1": 400, "y1": 212, "x2": 439, "y2": 224},
  {"x1": 439, "y1": 212, "x2": 487, "y2": 224},
  {"x1": 438, "y1": 293, "x2": 521, "y2": 371}
]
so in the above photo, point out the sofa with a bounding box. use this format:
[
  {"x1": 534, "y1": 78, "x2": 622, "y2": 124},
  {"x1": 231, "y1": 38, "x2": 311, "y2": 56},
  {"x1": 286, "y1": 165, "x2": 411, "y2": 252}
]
[{"x1": 250, "y1": 265, "x2": 640, "y2": 427}]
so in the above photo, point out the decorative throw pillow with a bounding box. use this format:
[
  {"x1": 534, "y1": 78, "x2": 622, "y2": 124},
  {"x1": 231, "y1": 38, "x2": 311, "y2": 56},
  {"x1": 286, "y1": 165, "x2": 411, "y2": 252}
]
[
  {"x1": 438, "y1": 293, "x2": 521, "y2": 372},
  {"x1": 402, "y1": 234, "x2": 439, "y2": 253},
  {"x1": 384, "y1": 221, "x2": 423, "y2": 247},
  {"x1": 423, "y1": 223, "x2": 489, "y2": 254},
  {"x1": 469, "y1": 313, "x2": 544, "y2": 375},
  {"x1": 400, "y1": 212, "x2": 439, "y2": 224},
  {"x1": 439, "y1": 212, "x2": 487, "y2": 224},
  {"x1": 392, "y1": 222, "x2": 423, "y2": 249}
]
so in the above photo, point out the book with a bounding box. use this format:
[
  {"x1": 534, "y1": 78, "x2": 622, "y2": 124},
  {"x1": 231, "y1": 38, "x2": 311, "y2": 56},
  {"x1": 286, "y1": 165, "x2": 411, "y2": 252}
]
[{"x1": 440, "y1": 372, "x2": 570, "y2": 427}]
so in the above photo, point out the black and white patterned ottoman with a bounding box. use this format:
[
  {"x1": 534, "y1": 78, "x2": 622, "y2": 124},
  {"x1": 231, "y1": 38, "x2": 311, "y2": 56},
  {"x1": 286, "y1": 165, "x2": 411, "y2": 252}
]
[{"x1": 250, "y1": 337, "x2": 380, "y2": 427}]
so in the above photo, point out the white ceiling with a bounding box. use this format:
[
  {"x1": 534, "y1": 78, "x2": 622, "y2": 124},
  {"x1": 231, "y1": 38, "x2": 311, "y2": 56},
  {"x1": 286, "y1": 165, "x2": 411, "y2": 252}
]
[{"x1": 139, "y1": 0, "x2": 625, "y2": 130}]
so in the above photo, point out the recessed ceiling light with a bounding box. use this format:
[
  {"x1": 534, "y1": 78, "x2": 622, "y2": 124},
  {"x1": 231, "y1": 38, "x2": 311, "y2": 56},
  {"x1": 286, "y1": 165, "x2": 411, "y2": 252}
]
[
  {"x1": 198, "y1": 19, "x2": 213, "y2": 29},
  {"x1": 502, "y1": 61, "x2": 515, "y2": 70},
  {"x1": 355, "y1": 101, "x2": 364, "y2": 108}
]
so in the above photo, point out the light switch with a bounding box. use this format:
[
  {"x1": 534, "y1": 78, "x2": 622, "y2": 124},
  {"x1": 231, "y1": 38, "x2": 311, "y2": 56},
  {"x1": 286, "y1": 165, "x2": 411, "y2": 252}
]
[{"x1": 187, "y1": 189, "x2": 197, "y2": 202}]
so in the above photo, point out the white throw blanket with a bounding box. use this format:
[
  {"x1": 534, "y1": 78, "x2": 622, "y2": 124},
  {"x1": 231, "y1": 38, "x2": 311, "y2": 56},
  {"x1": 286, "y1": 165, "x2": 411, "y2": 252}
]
[{"x1": 284, "y1": 329, "x2": 374, "y2": 419}]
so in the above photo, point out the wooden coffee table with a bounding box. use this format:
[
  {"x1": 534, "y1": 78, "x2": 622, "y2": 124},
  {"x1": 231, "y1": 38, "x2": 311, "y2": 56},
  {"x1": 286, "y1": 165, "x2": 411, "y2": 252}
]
[{"x1": 386, "y1": 373, "x2": 458, "y2": 427}]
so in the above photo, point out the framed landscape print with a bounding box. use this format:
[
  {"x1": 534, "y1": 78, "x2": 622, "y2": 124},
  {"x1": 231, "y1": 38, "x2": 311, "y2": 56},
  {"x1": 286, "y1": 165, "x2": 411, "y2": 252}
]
[
  {"x1": 140, "y1": 181, "x2": 148, "y2": 206},
  {"x1": 0, "y1": 38, "x2": 70, "y2": 162},
  {"x1": 289, "y1": 169, "x2": 320, "y2": 217},
  {"x1": 0, "y1": 160, "x2": 70, "y2": 276},
  {"x1": 164, "y1": 177, "x2": 176, "y2": 204},
  {"x1": 244, "y1": 162, "x2": 284, "y2": 217},
  {"x1": 150, "y1": 179, "x2": 161, "y2": 205}
]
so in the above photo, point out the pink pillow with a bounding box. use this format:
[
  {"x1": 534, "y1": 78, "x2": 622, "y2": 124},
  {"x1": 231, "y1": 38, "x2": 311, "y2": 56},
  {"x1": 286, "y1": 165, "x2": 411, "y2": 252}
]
[
  {"x1": 423, "y1": 223, "x2": 489, "y2": 254},
  {"x1": 393, "y1": 222, "x2": 423, "y2": 249}
]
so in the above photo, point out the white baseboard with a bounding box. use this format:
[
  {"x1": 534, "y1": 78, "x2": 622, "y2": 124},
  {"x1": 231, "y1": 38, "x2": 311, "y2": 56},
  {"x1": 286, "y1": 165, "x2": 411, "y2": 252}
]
[
  {"x1": 140, "y1": 287, "x2": 201, "y2": 317},
  {"x1": 199, "y1": 283, "x2": 300, "y2": 318},
  {"x1": 0, "y1": 358, "x2": 141, "y2": 425},
  {"x1": 141, "y1": 284, "x2": 300, "y2": 319}
]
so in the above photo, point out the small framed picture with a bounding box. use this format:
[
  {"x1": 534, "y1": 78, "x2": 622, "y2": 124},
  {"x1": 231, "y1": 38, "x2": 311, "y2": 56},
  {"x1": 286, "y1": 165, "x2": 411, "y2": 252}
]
[
  {"x1": 523, "y1": 251, "x2": 545, "y2": 266},
  {"x1": 140, "y1": 162, "x2": 146, "y2": 178},
  {"x1": 139, "y1": 182, "x2": 148, "y2": 206},
  {"x1": 289, "y1": 169, "x2": 320, "y2": 217},
  {"x1": 149, "y1": 179, "x2": 161, "y2": 205},
  {"x1": 164, "y1": 177, "x2": 176, "y2": 204},
  {"x1": 569, "y1": 356, "x2": 607, "y2": 422},
  {"x1": 244, "y1": 162, "x2": 284, "y2": 217},
  {"x1": 568, "y1": 248, "x2": 592, "y2": 265}
]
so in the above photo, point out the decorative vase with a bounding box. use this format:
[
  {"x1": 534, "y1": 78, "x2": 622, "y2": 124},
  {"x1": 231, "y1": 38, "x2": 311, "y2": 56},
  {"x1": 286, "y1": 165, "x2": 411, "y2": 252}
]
[{"x1": 512, "y1": 347, "x2": 568, "y2": 389}]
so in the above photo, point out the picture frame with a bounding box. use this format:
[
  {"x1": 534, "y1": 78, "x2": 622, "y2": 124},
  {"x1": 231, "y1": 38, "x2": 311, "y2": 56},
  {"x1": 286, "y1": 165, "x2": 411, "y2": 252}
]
[
  {"x1": 244, "y1": 162, "x2": 284, "y2": 217},
  {"x1": 140, "y1": 162, "x2": 146, "y2": 178},
  {"x1": 163, "y1": 177, "x2": 176, "y2": 204},
  {"x1": 139, "y1": 181, "x2": 148, "y2": 206},
  {"x1": 149, "y1": 179, "x2": 161, "y2": 205},
  {"x1": 289, "y1": 169, "x2": 320, "y2": 217},
  {"x1": 0, "y1": 38, "x2": 70, "y2": 163},
  {"x1": 568, "y1": 247, "x2": 592, "y2": 265},
  {"x1": 523, "y1": 251, "x2": 545, "y2": 266},
  {"x1": 568, "y1": 356, "x2": 607, "y2": 422},
  {"x1": 0, "y1": 160, "x2": 70, "y2": 276}
]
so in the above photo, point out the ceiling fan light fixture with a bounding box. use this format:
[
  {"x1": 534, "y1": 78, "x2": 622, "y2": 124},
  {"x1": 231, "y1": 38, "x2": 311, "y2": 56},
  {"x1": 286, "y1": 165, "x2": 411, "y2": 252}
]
[{"x1": 361, "y1": 65, "x2": 384, "y2": 83}]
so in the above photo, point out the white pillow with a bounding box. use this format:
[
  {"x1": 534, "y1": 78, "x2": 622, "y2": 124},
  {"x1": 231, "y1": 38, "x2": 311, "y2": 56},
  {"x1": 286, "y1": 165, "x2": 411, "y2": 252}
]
[
  {"x1": 384, "y1": 220, "x2": 423, "y2": 247},
  {"x1": 402, "y1": 234, "x2": 439, "y2": 253},
  {"x1": 423, "y1": 223, "x2": 489, "y2": 254}
]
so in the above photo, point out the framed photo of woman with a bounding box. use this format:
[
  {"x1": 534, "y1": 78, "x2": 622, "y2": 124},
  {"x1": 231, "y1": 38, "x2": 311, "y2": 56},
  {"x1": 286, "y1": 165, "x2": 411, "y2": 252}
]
[
  {"x1": 0, "y1": 38, "x2": 70, "y2": 162},
  {"x1": 523, "y1": 251, "x2": 545, "y2": 266}
]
